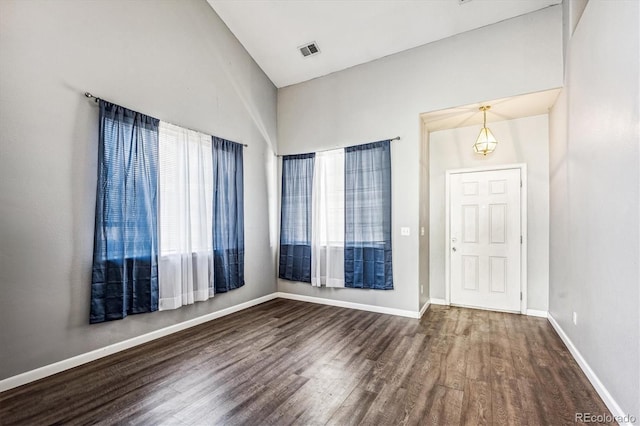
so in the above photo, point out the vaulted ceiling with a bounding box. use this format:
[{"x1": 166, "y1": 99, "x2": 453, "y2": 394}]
[{"x1": 208, "y1": 0, "x2": 561, "y2": 88}]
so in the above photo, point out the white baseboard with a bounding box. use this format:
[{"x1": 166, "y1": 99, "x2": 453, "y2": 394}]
[
  {"x1": 419, "y1": 301, "x2": 430, "y2": 318},
  {"x1": 0, "y1": 292, "x2": 424, "y2": 393},
  {"x1": 8, "y1": 291, "x2": 601, "y2": 416},
  {"x1": 0, "y1": 293, "x2": 278, "y2": 393},
  {"x1": 547, "y1": 314, "x2": 631, "y2": 425},
  {"x1": 275, "y1": 292, "x2": 421, "y2": 319},
  {"x1": 526, "y1": 309, "x2": 548, "y2": 318}
]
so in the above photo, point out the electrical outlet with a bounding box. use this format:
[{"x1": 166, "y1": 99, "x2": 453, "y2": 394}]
[
  {"x1": 420, "y1": 227, "x2": 425, "y2": 236},
  {"x1": 573, "y1": 312, "x2": 578, "y2": 325},
  {"x1": 401, "y1": 227, "x2": 410, "y2": 236},
  {"x1": 421, "y1": 285, "x2": 424, "y2": 295}
]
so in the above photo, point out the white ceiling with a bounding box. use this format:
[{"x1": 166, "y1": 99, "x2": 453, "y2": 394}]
[{"x1": 208, "y1": 0, "x2": 561, "y2": 88}]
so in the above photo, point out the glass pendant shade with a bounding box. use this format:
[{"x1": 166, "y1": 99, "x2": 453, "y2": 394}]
[
  {"x1": 473, "y1": 105, "x2": 497, "y2": 156},
  {"x1": 473, "y1": 127, "x2": 498, "y2": 156}
]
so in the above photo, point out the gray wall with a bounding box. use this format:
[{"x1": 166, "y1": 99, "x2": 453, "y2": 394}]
[
  {"x1": 429, "y1": 115, "x2": 550, "y2": 311},
  {"x1": 418, "y1": 128, "x2": 430, "y2": 310},
  {"x1": 549, "y1": 0, "x2": 639, "y2": 417},
  {"x1": 0, "y1": 0, "x2": 278, "y2": 380},
  {"x1": 277, "y1": 6, "x2": 563, "y2": 312}
]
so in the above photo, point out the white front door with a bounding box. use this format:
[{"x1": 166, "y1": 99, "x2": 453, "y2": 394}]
[{"x1": 449, "y1": 168, "x2": 521, "y2": 312}]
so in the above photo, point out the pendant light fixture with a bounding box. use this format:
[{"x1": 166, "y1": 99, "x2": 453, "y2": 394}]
[{"x1": 473, "y1": 105, "x2": 498, "y2": 156}]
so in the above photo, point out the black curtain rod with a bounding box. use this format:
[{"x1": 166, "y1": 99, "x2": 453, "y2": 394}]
[
  {"x1": 84, "y1": 92, "x2": 249, "y2": 147},
  {"x1": 275, "y1": 136, "x2": 400, "y2": 157}
]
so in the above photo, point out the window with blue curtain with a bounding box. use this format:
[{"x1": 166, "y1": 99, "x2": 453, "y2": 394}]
[
  {"x1": 279, "y1": 154, "x2": 315, "y2": 282},
  {"x1": 344, "y1": 140, "x2": 393, "y2": 290},
  {"x1": 212, "y1": 137, "x2": 245, "y2": 293},
  {"x1": 91, "y1": 100, "x2": 160, "y2": 323}
]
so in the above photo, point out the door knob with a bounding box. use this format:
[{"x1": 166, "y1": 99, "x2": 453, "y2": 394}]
[{"x1": 452, "y1": 247, "x2": 457, "y2": 252}]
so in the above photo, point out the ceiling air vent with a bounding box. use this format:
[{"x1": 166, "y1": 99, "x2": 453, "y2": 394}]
[{"x1": 298, "y1": 42, "x2": 320, "y2": 58}]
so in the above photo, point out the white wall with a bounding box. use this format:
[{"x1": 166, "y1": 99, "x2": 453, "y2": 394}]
[
  {"x1": 549, "y1": 0, "x2": 639, "y2": 418},
  {"x1": 277, "y1": 6, "x2": 562, "y2": 312},
  {"x1": 561, "y1": 0, "x2": 588, "y2": 69},
  {"x1": 429, "y1": 115, "x2": 550, "y2": 311},
  {"x1": 0, "y1": 0, "x2": 278, "y2": 380}
]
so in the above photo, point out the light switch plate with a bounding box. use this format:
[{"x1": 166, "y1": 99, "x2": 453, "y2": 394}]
[{"x1": 401, "y1": 227, "x2": 410, "y2": 236}]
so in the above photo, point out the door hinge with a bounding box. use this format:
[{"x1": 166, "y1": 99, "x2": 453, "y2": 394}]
[
  {"x1": 520, "y1": 235, "x2": 523, "y2": 244},
  {"x1": 520, "y1": 180, "x2": 522, "y2": 187},
  {"x1": 520, "y1": 292, "x2": 522, "y2": 301}
]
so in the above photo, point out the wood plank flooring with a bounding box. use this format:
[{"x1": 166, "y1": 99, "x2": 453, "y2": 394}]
[{"x1": 0, "y1": 300, "x2": 613, "y2": 425}]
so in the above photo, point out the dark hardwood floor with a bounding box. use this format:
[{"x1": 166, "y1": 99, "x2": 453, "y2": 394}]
[{"x1": 0, "y1": 299, "x2": 612, "y2": 425}]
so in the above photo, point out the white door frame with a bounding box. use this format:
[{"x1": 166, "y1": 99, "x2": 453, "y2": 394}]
[{"x1": 445, "y1": 163, "x2": 528, "y2": 314}]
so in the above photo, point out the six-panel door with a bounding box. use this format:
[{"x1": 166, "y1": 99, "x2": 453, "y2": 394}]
[{"x1": 450, "y1": 168, "x2": 521, "y2": 312}]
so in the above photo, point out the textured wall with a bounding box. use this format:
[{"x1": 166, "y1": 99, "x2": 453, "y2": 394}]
[
  {"x1": 277, "y1": 7, "x2": 562, "y2": 312},
  {"x1": 0, "y1": 0, "x2": 278, "y2": 380},
  {"x1": 549, "y1": 0, "x2": 639, "y2": 417}
]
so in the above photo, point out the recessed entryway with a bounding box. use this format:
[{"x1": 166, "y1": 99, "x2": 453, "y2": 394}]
[{"x1": 419, "y1": 89, "x2": 555, "y2": 315}]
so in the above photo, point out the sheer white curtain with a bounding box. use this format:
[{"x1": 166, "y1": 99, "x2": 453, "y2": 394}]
[
  {"x1": 158, "y1": 122, "x2": 214, "y2": 310},
  {"x1": 311, "y1": 149, "x2": 345, "y2": 287}
]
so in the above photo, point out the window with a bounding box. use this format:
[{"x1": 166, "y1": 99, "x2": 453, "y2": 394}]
[
  {"x1": 159, "y1": 122, "x2": 213, "y2": 256},
  {"x1": 311, "y1": 149, "x2": 345, "y2": 287},
  {"x1": 278, "y1": 140, "x2": 393, "y2": 290},
  {"x1": 91, "y1": 99, "x2": 245, "y2": 322},
  {"x1": 157, "y1": 122, "x2": 214, "y2": 309}
]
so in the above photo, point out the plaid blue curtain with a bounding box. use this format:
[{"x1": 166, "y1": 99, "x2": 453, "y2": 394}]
[
  {"x1": 212, "y1": 137, "x2": 245, "y2": 293},
  {"x1": 279, "y1": 154, "x2": 315, "y2": 282},
  {"x1": 344, "y1": 140, "x2": 393, "y2": 290},
  {"x1": 91, "y1": 101, "x2": 160, "y2": 323}
]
